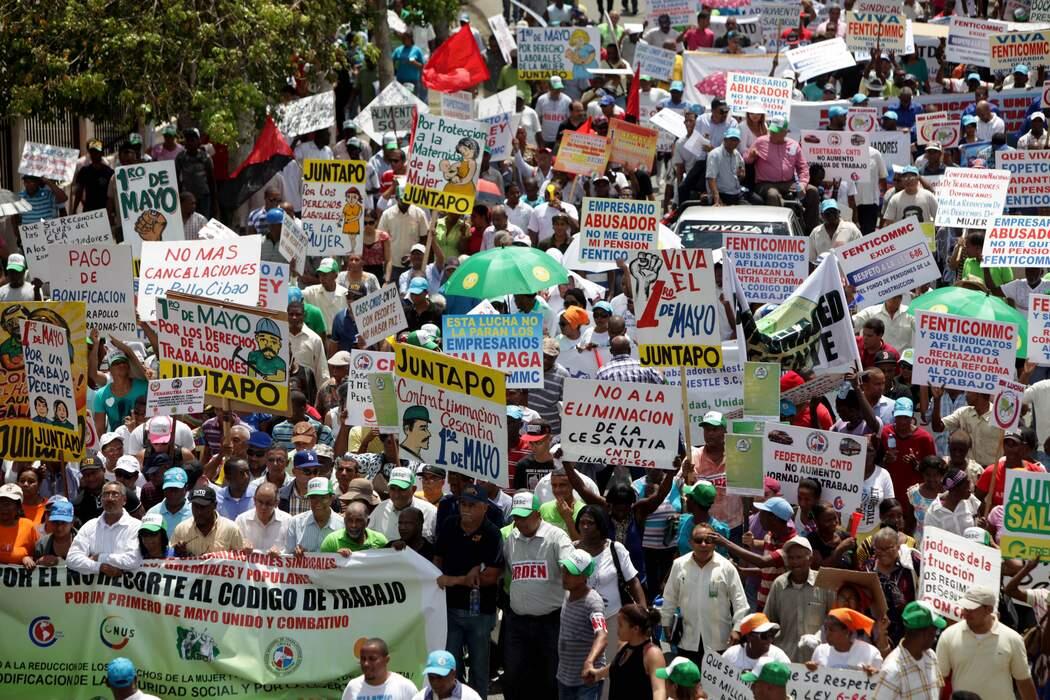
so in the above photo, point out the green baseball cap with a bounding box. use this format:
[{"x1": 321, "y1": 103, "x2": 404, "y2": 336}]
[
  {"x1": 403, "y1": 405, "x2": 431, "y2": 423},
  {"x1": 559, "y1": 548, "x2": 595, "y2": 576},
  {"x1": 510, "y1": 491, "x2": 539, "y2": 518},
  {"x1": 683, "y1": 481, "x2": 717, "y2": 508},
  {"x1": 901, "y1": 601, "x2": 947, "y2": 630},
  {"x1": 741, "y1": 658, "x2": 791, "y2": 687},
  {"x1": 655, "y1": 657, "x2": 701, "y2": 687},
  {"x1": 305, "y1": 476, "x2": 331, "y2": 498}
]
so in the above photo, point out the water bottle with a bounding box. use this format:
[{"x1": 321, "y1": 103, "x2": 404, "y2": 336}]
[
  {"x1": 469, "y1": 587, "x2": 481, "y2": 616},
  {"x1": 887, "y1": 435, "x2": 897, "y2": 450}
]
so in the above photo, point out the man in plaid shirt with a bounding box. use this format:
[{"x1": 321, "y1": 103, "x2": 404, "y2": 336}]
[
  {"x1": 872, "y1": 601, "x2": 945, "y2": 700},
  {"x1": 594, "y1": 336, "x2": 664, "y2": 385}
]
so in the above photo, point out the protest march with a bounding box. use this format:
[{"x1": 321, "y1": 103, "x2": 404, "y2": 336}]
[{"x1": 9, "y1": 0, "x2": 1050, "y2": 697}]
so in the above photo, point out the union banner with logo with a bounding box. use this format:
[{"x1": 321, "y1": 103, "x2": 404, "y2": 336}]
[{"x1": 0, "y1": 551, "x2": 445, "y2": 699}]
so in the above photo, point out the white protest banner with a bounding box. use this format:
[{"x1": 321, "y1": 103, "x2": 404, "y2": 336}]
[
  {"x1": 999, "y1": 150, "x2": 1050, "y2": 208},
  {"x1": 993, "y1": 377, "x2": 1026, "y2": 431},
  {"x1": 146, "y1": 377, "x2": 206, "y2": 417},
  {"x1": 834, "y1": 217, "x2": 940, "y2": 310},
  {"x1": 442, "y1": 314, "x2": 544, "y2": 389},
  {"x1": 920, "y1": 526, "x2": 1002, "y2": 619},
  {"x1": 257, "y1": 260, "x2": 288, "y2": 312},
  {"x1": 800, "y1": 130, "x2": 871, "y2": 182},
  {"x1": 21, "y1": 320, "x2": 77, "y2": 437},
  {"x1": 650, "y1": 109, "x2": 687, "y2": 139},
  {"x1": 1031, "y1": 293, "x2": 1050, "y2": 365},
  {"x1": 488, "y1": 14, "x2": 517, "y2": 63},
  {"x1": 554, "y1": 132, "x2": 610, "y2": 175},
  {"x1": 394, "y1": 340, "x2": 508, "y2": 486},
  {"x1": 629, "y1": 248, "x2": 723, "y2": 368},
  {"x1": 984, "y1": 216, "x2": 1050, "y2": 267},
  {"x1": 279, "y1": 212, "x2": 308, "y2": 274},
  {"x1": 786, "y1": 665, "x2": 879, "y2": 698},
  {"x1": 682, "y1": 51, "x2": 786, "y2": 108},
  {"x1": 916, "y1": 111, "x2": 961, "y2": 146},
  {"x1": 49, "y1": 243, "x2": 137, "y2": 336},
  {"x1": 847, "y1": 107, "x2": 880, "y2": 132},
  {"x1": 866, "y1": 130, "x2": 912, "y2": 171},
  {"x1": 751, "y1": 0, "x2": 801, "y2": 40},
  {"x1": 115, "y1": 161, "x2": 185, "y2": 257},
  {"x1": 155, "y1": 293, "x2": 289, "y2": 412},
  {"x1": 578, "y1": 197, "x2": 659, "y2": 265},
  {"x1": 359, "y1": 81, "x2": 429, "y2": 147},
  {"x1": 477, "y1": 87, "x2": 517, "y2": 163},
  {"x1": 934, "y1": 168, "x2": 1011, "y2": 229},
  {"x1": 440, "y1": 90, "x2": 474, "y2": 120},
  {"x1": 517, "y1": 26, "x2": 601, "y2": 80},
  {"x1": 913, "y1": 310, "x2": 1017, "y2": 393},
  {"x1": 18, "y1": 142, "x2": 79, "y2": 182},
  {"x1": 701, "y1": 649, "x2": 753, "y2": 700},
  {"x1": 723, "y1": 233, "x2": 808, "y2": 304},
  {"x1": 351, "y1": 284, "x2": 408, "y2": 347},
  {"x1": 301, "y1": 159, "x2": 367, "y2": 257},
  {"x1": 19, "y1": 208, "x2": 112, "y2": 278},
  {"x1": 947, "y1": 17, "x2": 1007, "y2": 66},
  {"x1": 347, "y1": 350, "x2": 396, "y2": 426},
  {"x1": 197, "y1": 218, "x2": 239, "y2": 241},
  {"x1": 666, "y1": 346, "x2": 745, "y2": 436},
  {"x1": 846, "y1": 10, "x2": 906, "y2": 52},
  {"x1": 647, "y1": 0, "x2": 695, "y2": 26},
  {"x1": 275, "y1": 91, "x2": 335, "y2": 139},
  {"x1": 633, "y1": 42, "x2": 677, "y2": 81},
  {"x1": 786, "y1": 38, "x2": 857, "y2": 83},
  {"x1": 764, "y1": 423, "x2": 866, "y2": 519},
  {"x1": 560, "y1": 378, "x2": 682, "y2": 468},
  {"x1": 403, "y1": 112, "x2": 489, "y2": 215},
  {"x1": 989, "y1": 30, "x2": 1050, "y2": 73},
  {"x1": 137, "y1": 236, "x2": 262, "y2": 322},
  {"x1": 725, "y1": 73, "x2": 793, "y2": 120}
]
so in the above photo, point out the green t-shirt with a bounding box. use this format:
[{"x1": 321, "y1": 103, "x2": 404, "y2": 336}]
[
  {"x1": 538, "y1": 500, "x2": 584, "y2": 534},
  {"x1": 304, "y1": 302, "x2": 328, "y2": 337},
  {"x1": 92, "y1": 378, "x2": 148, "y2": 431},
  {"x1": 962, "y1": 258, "x2": 1013, "y2": 287},
  {"x1": 320, "y1": 528, "x2": 388, "y2": 552}
]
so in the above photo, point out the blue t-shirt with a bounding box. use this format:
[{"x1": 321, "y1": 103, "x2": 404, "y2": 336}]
[
  {"x1": 677, "y1": 512, "x2": 731, "y2": 556},
  {"x1": 92, "y1": 378, "x2": 148, "y2": 431},
  {"x1": 392, "y1": 45, "x2": 424, "y2": 83},
  {"x1": 330, "y1": 309, "x2": 359, "y2": 353}
]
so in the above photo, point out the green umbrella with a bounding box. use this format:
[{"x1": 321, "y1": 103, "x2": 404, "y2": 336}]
[
  {"x1": 907, "y1": 286, "x2": 1027, "y2": 358},
  {"x1": 443, "y1": 247, "x2": 569, "y2": 298}
]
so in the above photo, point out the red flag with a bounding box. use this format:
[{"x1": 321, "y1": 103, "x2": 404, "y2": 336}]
[
  {"x1": 423, "y1": 26, "x2": 490, "y2": 94},
  {"x1": 220, "y1": 116, "x2": 294, "y2": 209},
  {"x1": 625, "y1": 66, "x2": 641, "y2": 123},
  {"x1": 576, "y1": 117, "x2": 594, "y2": 135}
]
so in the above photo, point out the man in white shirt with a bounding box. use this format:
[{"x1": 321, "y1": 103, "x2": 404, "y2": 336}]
[
  {"x1": 854, "y1": 146, "x2": 888, "y2": 234},
  {"x1": 236, "y1": 481, "x2": 291, "y2": 553},
  {"x1": 881, "y1": 167, "x2": 938, "y2": 225},
  {"x1": 303, "y1": 257, "x2": 348, "y2": 332},
  {"x1": 853, "y1": 296, "x2": 914, "y2": 351},
  {"x1": 809, "y1": 199, "x2": 862, "y2": 262},
  {"x1": 341, "y1": 637, "x2": 418, "y2": 700},
  {"x1": 1001, "y1": 266, "x2": 1050, "y2": 313},
  {"x1": 527, "y1": 185, "x2": 579, "y2": 244},
  {"x1": 288, "y1": 300, "x2": 330, "y2": 385},
  {"x1": 285, "y1": 131, "x2": 334, "y2": 213},
  {"x1": 378, "y1": 197, "x2": 429, "y2": 279},
  {"x1": 1018, "y1": 112, "x2": 1050, "y2": 150},
  {"x1": 368, "y1": 467, "x2": 437, "y2": 542},
  {"x1": 67, "y1": 482, "x2": 142, "y2": 575},
  {"x1": 515, "y1": 91, "x2": 542, "y2": 148},
  {"x1": 535, "y1": 77, "x2": 573, "y2": 148},
  {"x1": 975, "y1": 101, "x2": 1006, "y2": 142},
  {"x1": 481, "y1": 205, "x2": 526, "y2": 250}
]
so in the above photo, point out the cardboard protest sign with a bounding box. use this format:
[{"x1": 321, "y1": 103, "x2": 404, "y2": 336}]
[
  {"x1": 846, "y1": 107, "x2": 880, "y2": 132},
  {"x1": 751, "y1": 0, "x2": 800, "y2": 40},
  {"x1": 347, "y1": 350, "x2": 396, "y2": 427},
  {"x1": 633, "y1": 42, "x2": 677, "y2": 81},
  {"x1": 560, "y1": 378, "x2": 682, "y2": 468},
  {"x1": 394, "y1": 340, "x2": 508, "y2": 486},
  {"x1": 800, "y1": 130, "x2": 870, "y2": 182},
  {"x1": 279, "y1": 212, "x2": 308, "y2": 274},
  {"x1": 554, "y1": 132, "x2": 610, "y2": 175},
  {"x1": 48, "y1": 243, "x2": 137, "y2": 336},
  {"x1": 834, "y1": 217, "x2": 940, "y2": 310},
  {"x1": 137, "y1": 236, "x2": 262, "y2": 322},
  {"x1": 0, "y1": 301, "x2": 86, "y2": 460},
  {"x1": 984, "y1": 216, "x2": 1050, "y2": 267},
  {"x1": 608, "y1": 118, "x2": 658, "y2": 170},
  {"x1": 999, "y1": 150, "x2": 1050, "y2": 208},
  {"x1": 300, "y1": 159, "x2": 367, "y2": 257},
  {"x1": 275, "y1": 91, "x2": 335, "y2": 139},
  {"x1": 146, "y1": 377, "x2": 206, "y2": 417},
  {"x1": 367, "y1": 371, "x2": 399, "y2": 432},
  {"x1": 403, "y1": 112, "x2": 489, "y2": 215},
  {"x1": 516, "y1": 26, "x2": 601, "y2": 80},
  {"x1": 440, "y1": 90, "x2": 474, "y2": 120},
  {"x1": 934, "y1": 168, "x2": 1011, "y2": 229},
  {"x1": 115, "y1": 161, "x2": 185, "y2": 257},
  {"x1": 650, "y1": 109, "x2": 687, "y2": 140},
  {"x1": 19, "y1": 209, "x2": 112, "y2": 279},
  {"x1": 744, "y1": 361, "x2": 781, "y2": 418},
  {"x1": 665, "y1": 345, "x2": 744, "y2": 435},
  {"x1": 916, "y1": 111, "x2": 961, "y2": 147},
  {"x1": 992, "y1": 378, "x2": 1025, "y2": 431},
  {"x1": 866, "y1": 130, "x2": 912, "y2": 172},
  {"x1": 19, "y1": 142, "x2": 79, "y2": 182},
  {"x1": 725, "y1": 73, "x2": 793, "y2": 121},
  {"x1": 700, "y1": 649, "x2": 754, "y2": 699},
  {"x1": 786, "y1": 666, "x2": 879, "y2": 698},
  {"x1": 155, "y1": 293, "x2": 289, "y2": 412},
  {"x1": 629, "y1": 248, "x2": 723, "y2": 368},
  {"x1": 647, "y1": 0, "x2": 694, "y2": 26},
  {"x1": 785, "y1": 38, "x2": 857, "y2": 83},
  {"x1": 723, "y1": 233, "x2": 808, "y2": 303},
  {"x1": 1001, "y1": 470, "x2": 1050, "y2": 560},
  {"x1": 578, "y1": 197, "x2": 658, "y2": 265},
  {"x1": 989, "y1": 30, "x2": 1050, "y2": 73},
  {"x1": 258, "y1": 261, "x2": 288, "y2": 312},
  {"x1": 764, "y1": 423, "x2": 866, "y2": 519},
  {"x1": 947, "y1": 17, "x2": 1007, "y2": 67},
  {"x1": 727, "y1": 431, "x2": 764, "y2": 497},
  {"x1": 913, "y1": 310, "x2": 1018, "y2": 393},
  {"x1": 442, "y1": 314, "x2": 543, "y2": 389},
  {"x1": 350, "y1": 284, "x2": 408, "y2": 347},
  {"x1": 1030, "y1": 293, "x2": 1050, "y2": 365},
  {"x1": 197, "y1": 218, "x2": 239, "y2": 241},
  {"x1": 920, "y1": 526, "x2": 1002, "y2": 619},
  {"x1": 487, "y1": 14, "x2": 517, "y2": 63},
  {"x1": 477, "y1": 87, "x2": 517, "y2": 163},
  {"x1": 359, "y1": 81, "x2": 429, "y2": 147},
  {"x1": 846, "y1": 10, "x2": 906, "y2": 52}
]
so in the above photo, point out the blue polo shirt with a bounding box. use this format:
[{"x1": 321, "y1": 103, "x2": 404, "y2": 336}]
[
  {"x1": 147, "y1": 498, "x2": 192, "y2": 535},
  {"x1": 18, "y1": 187, "x2": 59, "y2": 224}
]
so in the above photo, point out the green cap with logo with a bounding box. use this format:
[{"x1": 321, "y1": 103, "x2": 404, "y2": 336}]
[
  {"x1": 510, "y1": 491, "x2": 539, "y2": 518},
  {"x1": 901, "y1": 601, "x2": 947, "y2": 630},
  {"x1": 741, "y1": 657, "x2": 791, "y2": 686},
  {"x1": 683, "y1": 481, "x2": 717, "y2": 508},
  {"x1": 655, "y1": 657, "x2": 701, "y2": 687}
]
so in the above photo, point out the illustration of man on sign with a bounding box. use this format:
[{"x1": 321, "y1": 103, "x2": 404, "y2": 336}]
[
  {"x1": 32, "y1": 397, "x2": 49, "y2": 424},
  {"x1": 400, "y1": 405, "x2": 432, "y2": 462},
  {"x1": 0, "y1": 305, "x2": 28, "y2": 371},
  {"x1": 565, "y1": 29, "x2": 597, "y2": 80},
  {"x1": 341, "y1": 188, "x2": 363, "y2": 246},
  {"x1": 243, "y1": 318, "x2": 287, "y2": 382},
  {"x1": 439, "y1": 138, "x2": 481, "y2": 200}
]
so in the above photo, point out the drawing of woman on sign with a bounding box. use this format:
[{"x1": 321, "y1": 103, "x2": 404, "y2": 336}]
[
  {"x1": 439, "y1": 137, "x2": 480, "y2": 199},
  {"x1": 565, "y1": 29, "x2": 597, "y2": 81}
]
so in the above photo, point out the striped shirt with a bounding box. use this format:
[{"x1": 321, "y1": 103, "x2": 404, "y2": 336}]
[
  {"x1": 757, "y1": 532, "x2": 787, "y2": 611},
  {"x1": 529, "y1": 364, "x2": 569, "y2": 436},
  {"x1": 873, "y1": 644, "x2": 942, "y2": 700},
  {"x1": 18, "y1": 188, "x2": 59, "y2": 224},
  {"x1": 595, "y1": 354, "x2": 665, "y2": 385}
]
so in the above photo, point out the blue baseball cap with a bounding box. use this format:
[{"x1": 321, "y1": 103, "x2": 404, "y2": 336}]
[
  {"x1": 593, "y1": 300, "x2": 613, "y2": 314},
  {"x1": 248, "y1": 430, "x2": 273, "y2": 450},
  {"x1": 966, "y1": 72, "x2": 982, "y2": 83},
  {"x1": 507, "y1": 405, "x2": 524, "y2": 420},
  {"x1": 1015, "y1": 64, "x2": 1029, "y2": 75},
  {"x1": 293, "y1": 450, "x2": 321, "y2": 470},
  {"x1": 901, "y1": 165, "x2": 919, "y2": 176},
  {"x1": 962, "y1": 114, "x2": 978, "y2": 126},
  {"x1": 162, "y1": 467, "x2": 188, "y2": 490},
  {"x1": 265, "y1": 208, "x2": 285, "y2": 224},
  {"x1": 407, "y1": 277, "x2": 429, "y2": 296},
  {"x1": 893, "y1": 397, "x2": 915, "y2": 417},
  {"x1": 107, "y1": 658, "x2": 137, "y2": 688},
  {"x1": 424, "y1": 650, "x2": 457, "y2": 676},
  {"x1": 49, "y1": 500, "x2": 74, "y2": 523},
  {"x1": 599, "y1": 95, "x2": 616, "y2": 106},
  {"x1": 755, "y1": 496, "x2": 793, "y2": 522},
  {"x1": 828, "y1": 105, "x2": 848, "y2": 118},
  {"x1": 670, "y1": 80, "x2": 685, "y2": 92},
  {"x1": 882, "y1": 110, "x2": 898, "y2": 122},
  {"x1": 724, "y1": 127, "x2": 741, "y2": 140},
  {"x1": 851, "y1": 93, "x2": 869, "y2": 105},
  {"x1": 820, "y1": 198, "x2": 840, "y2": 213},
  {"x1": 288, "y1": 286, "x2": 304, "y2": 303}
]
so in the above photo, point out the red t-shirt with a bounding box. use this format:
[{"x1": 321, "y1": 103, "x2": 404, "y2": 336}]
[
  {"x1": 881, "y1": 424, "x2": 937, "y2": 503},
  {"x1": 857, "y1": 337, "x2": 899, "y2": 369},
  {"x1": 977, "y1": 459, "x2": 1046, "y2": 506},
  {"x1": 681, "y1": 27, "x2": 715, "y2": 50},
  {"x1": 791, "y1": 404, "x2": 833, "y2": 430}
]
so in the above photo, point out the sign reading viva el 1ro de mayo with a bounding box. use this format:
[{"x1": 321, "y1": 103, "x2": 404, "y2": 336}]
[
  {"x1": 115, "y1": 161, "x2": 185, "y2": 258},
  {"x1": 912, "y1": 310, "x2": 1018, "y2": 393},
  {"x1": 403, "y1": 112, "x2": 489, "y2": 215}
]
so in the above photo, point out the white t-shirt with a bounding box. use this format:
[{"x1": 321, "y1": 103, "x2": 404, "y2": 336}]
[
  {"x1": 1001, "y1": 278, "x2": 1050, "y2": 313},
  {"x1": 517, "y1": 106, "x2": 542, "y2": 147},
  {"x1": 882, "y1": 189, "x2": 938, "y2": 224},
  {"x1": 0, "y1": 284, "x2": 36, "y2": 302},
  {"x1": 587, "y1": 540, "x2": 639, "y2": 616},
  {"x1": 126, "y1": 420, "x2": 197, "y2": 455},
  {"x1": 535, "y1": 93, "x2": 573, "y2": 143},
  {"x1": 342, "y1": 672, "x2": 418, "y2": 700},
  {"x1": 721, "y1": 643, "x2": 792, "y2": 670},
  {"x1": 411, "y1": 683, "x2": 482, "y2": 700},
  {"x1": 858, "y1": 466, "x2": 895, "y2": 539},
  {"x1": 811, "y1": 640, "x2": 883, "y2": 670}
]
